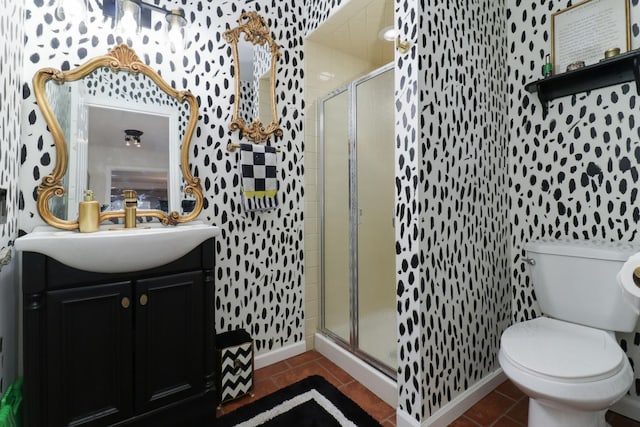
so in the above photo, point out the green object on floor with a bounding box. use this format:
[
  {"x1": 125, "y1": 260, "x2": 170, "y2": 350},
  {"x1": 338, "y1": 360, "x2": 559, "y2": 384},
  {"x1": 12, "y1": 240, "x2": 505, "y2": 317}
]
[{"x1": 0, "y1": 377, "x2": 23, "y2": 427}]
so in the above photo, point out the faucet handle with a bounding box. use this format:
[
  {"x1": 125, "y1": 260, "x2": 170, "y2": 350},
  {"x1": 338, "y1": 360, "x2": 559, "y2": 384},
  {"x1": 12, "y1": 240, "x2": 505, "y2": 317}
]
[
  {"x1": 124, "y1": 190, "x2": 137, "y2": 206},
  {"x1": 123, "y1": 190, "x2": 138, "y2": 228}
]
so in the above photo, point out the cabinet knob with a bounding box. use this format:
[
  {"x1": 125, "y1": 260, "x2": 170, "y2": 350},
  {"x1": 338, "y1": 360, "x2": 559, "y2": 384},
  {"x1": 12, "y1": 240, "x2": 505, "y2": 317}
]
[
  {"x1": 139, "y1": 294, "x2": 148, "y2": 306},
  {"x1": 121, "y1": 297, "x2": 130, "y2": 309}
]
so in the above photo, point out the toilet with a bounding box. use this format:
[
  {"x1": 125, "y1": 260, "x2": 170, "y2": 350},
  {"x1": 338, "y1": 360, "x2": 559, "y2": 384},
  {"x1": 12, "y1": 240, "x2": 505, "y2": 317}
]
[{"x1": 499, "y1": 239, "x2": 640, "y2": 427}]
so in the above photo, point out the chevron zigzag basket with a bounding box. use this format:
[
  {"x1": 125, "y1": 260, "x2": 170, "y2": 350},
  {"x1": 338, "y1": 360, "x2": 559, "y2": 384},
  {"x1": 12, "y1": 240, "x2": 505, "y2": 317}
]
[{"x1": 216, "y1": 329, "x2": 254, "y2": 404}]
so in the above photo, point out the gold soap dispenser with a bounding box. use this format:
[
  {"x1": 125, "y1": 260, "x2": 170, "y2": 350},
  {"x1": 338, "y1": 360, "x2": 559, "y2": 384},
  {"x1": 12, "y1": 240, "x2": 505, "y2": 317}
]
[{"x1": 79, "y1": 190, "x2": 100, "y2": 233}]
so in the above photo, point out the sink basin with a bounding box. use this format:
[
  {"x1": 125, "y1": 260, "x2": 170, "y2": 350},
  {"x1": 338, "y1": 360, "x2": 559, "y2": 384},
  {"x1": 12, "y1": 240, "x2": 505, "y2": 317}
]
[{"x1": 14, "y1": 221, "x2": 220, "y2": 273}]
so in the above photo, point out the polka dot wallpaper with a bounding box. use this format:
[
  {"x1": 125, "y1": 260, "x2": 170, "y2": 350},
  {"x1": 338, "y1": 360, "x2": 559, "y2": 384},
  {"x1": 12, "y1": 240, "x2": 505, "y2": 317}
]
[{"x1": 0, "y1": 0, "x2": 23, "y2": 396}]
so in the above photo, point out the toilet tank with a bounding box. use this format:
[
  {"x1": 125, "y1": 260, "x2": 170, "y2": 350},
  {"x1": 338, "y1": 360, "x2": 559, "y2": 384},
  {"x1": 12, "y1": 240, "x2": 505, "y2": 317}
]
[{"x1": 525, "y1": 239, "x2": 640, "y2": 332}]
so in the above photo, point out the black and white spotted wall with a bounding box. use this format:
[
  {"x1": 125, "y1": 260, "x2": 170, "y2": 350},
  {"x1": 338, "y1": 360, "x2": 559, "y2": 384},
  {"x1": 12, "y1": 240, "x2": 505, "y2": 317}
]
[
  {"x1": 392, "y1": 0, "x2": 423, "y2": 421},
  {"x1": 508, "y1": 0, "x2": 640, "y2": 401},
  {"x1": 85, "y1": 68, "x2": 180, "y2": 109},
  {"x1": 207, "y1": 1, "x2": 305, "y2": 353},
  {"x1": 0, "y1": 0, "x2": 23, "y2": 396},
  {"x1": 416, "y1": 0, "x2": 509, "y2": 421},
  {"x1": 0, "y1": 0, "x2": 21, "y2": 252},
  {"x1": 20, "y1": 0, "x2": 305, "y2": 354}
]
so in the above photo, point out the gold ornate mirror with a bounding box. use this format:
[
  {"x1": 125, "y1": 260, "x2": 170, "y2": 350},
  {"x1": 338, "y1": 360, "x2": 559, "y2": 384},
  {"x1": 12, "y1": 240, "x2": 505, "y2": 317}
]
[
  {"x1": 224, "y1": 11, "x2": 283, "y2": 142},
  {"x1": 33, "y1": 43, "x2": 203, "y2": 230}
]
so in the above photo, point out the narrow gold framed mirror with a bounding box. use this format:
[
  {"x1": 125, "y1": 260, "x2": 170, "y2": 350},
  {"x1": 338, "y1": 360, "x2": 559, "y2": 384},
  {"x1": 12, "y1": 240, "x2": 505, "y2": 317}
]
[
  {"x1": 224, "y1": 11, "x2": 283, "y2": 143},
  {"x1": 32, "y1": 43, "x2": 203, "y2": 230}
]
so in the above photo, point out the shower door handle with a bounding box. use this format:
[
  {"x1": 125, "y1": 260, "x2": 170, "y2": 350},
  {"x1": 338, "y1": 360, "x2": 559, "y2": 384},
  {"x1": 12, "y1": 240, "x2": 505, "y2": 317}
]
[{"x1": 392, "y1": 206, "x2": 395, "y2": 228}]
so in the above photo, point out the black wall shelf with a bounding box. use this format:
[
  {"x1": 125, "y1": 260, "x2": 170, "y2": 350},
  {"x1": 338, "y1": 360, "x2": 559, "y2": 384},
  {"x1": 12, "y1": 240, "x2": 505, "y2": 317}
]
[{"x1": 525, "y1": 49, "x2": 640, "y2": 118}]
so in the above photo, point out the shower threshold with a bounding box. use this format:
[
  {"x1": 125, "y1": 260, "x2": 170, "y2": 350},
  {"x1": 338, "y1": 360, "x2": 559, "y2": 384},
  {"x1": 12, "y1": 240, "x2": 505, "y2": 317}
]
[{"x1": 315, "y1": 332, "x2": 397, "y2": 407}]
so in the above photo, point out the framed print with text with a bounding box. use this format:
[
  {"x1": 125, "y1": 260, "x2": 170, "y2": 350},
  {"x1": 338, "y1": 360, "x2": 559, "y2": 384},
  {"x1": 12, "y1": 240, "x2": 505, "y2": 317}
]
[{"x1": 552, "y1": 0, "x2": 630, "y2": 74}]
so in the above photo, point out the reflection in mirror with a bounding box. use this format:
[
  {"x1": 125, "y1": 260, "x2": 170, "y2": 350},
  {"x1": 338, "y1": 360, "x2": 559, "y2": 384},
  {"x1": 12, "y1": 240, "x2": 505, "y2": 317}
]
[
  {"x1": 109, "y1": 168, "x2": 168, "y2": 211},
  {"x1": 33, "y1": 44, "x2": 202, "y2": 230},
  {"x1": 45, "y1": 73, "x2": 182, "y2": 221},
  {"x1": 238, "y1": 38, "x2": 257, "y2": 125},
  {"x1": 224, "y1": 11, "x2": 283, "y2": 143},
  {"x1": 258, "y1": 72, "x2": 273, "y2": 125},
  {"x1": 88, "y1": 107, "x2": 172, "y2": 214},
  {"x1": 45, "y1": 80, "x2": 77, "y2": 220},
  {"x1": 238, "y1": 40, "x2": 273, "y2": 127}
]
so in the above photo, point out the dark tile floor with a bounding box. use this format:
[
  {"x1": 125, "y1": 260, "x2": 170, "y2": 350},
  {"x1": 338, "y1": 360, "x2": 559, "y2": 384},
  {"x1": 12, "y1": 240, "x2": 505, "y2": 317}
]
[
  {"x1": 450, "y1": 379, "x2": 640, "y2": 427},
  {"x1": 217, "y1": 350, "x2": 640, "y2": 427}
]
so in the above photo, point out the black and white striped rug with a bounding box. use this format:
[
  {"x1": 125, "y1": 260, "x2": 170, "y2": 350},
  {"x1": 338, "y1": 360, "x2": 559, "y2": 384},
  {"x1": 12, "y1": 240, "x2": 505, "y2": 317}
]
[{"x1": 216, "y1": 376, "x2": 382, "y2": 427}]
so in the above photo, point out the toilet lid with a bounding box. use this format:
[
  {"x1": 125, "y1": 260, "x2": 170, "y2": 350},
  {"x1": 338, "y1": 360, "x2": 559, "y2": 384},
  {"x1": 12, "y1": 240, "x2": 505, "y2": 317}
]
[{"x1": 501, "y1": 317, "x2": 625, "y2": 380}]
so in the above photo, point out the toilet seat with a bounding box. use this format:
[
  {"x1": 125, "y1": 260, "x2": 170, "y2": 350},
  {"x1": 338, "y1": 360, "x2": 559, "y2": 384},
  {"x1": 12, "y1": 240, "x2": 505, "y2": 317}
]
[
  {"x1": 499, "y1": 317, "x2": 633, "y2": 412},
  {"x1": 500, "y1": 317, "x2": 625, "y2": 382}
]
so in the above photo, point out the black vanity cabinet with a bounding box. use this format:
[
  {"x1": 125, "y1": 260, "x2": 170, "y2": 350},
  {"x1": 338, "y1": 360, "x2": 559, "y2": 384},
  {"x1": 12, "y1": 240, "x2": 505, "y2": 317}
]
[{"x1": 22, "y1": 239, "x2": 217, "y2": 427}]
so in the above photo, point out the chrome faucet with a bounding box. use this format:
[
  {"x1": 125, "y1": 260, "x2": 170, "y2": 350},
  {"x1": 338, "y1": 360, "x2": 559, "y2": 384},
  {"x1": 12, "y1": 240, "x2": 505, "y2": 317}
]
[{"x1": 123, "y1": 190, "x2": 137, "y2": 228}]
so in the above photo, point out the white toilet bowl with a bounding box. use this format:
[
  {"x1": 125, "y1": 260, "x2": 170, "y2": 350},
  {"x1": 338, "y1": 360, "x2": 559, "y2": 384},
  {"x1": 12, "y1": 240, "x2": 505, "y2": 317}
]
[{"x1": 499, "y1": 317, "x2": 633, "y2": 427}]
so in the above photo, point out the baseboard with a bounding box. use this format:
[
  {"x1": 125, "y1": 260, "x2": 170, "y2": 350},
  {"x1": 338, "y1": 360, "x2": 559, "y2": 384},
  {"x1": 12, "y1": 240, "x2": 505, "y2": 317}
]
[
  {"x1": 394, "y1": 369, "x2": 507, "y2": 427},
  {"x1": 254, "y1": 341, "x2": 306, "y2": 370},
  {"x1": 315, "y1": 333, "x2": 397, "y2": 407},
  {"x1": 611, "y1": 394, "x2": 640, "y2": 422},
  {"x1": 421, "y1": 368, "x2": 506, "y2": 427},
  {"x1": 396, "y1": 408, "x2": 421, "y2": 427}
]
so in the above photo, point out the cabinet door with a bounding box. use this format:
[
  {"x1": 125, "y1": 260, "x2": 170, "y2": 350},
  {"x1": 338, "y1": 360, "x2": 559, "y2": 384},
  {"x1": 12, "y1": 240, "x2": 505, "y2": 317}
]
[
  {"x1": 135, "y1": 271, "x2": 204, "y2": 413},
  {"x1": 46, "y1": 282, "x2": 133, "y2": 426}
]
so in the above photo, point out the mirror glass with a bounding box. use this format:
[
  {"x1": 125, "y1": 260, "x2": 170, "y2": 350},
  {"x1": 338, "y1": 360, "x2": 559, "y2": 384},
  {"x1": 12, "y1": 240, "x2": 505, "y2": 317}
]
[
  {"x1": 224, "y1": 11, "x2": 283, "y2": 143},
  {"x1": 87, "y1": 106, "x2": 172, "y2": 214},
  {"x1": 238, "y1": 40, "x2": 273, "y2": 127},
  {"x1": 46, "y1": 72, "x2": 183, "y2": 220},
  {"x1": 34, "y1": 44, "x2": 202, "y2": 230}
]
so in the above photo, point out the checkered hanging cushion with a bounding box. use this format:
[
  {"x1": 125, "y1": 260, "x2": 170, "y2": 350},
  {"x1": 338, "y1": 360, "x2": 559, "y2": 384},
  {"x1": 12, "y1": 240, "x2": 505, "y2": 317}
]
[{"x1": 239, "y1": 143, "x2": 278, "y2": 212}]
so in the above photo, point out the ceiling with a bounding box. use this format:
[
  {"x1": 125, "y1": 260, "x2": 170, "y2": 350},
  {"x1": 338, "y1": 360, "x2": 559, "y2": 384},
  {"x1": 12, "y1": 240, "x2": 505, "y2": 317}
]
[{"x1": 307, "y1": 0, "x2": 394, "y2": 67}]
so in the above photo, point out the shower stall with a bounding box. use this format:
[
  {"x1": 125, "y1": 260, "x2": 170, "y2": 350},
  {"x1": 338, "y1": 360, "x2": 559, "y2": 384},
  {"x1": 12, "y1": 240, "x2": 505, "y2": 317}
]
[{"x1": 318, "y1": 63, "x2": 396, "y2": 379}]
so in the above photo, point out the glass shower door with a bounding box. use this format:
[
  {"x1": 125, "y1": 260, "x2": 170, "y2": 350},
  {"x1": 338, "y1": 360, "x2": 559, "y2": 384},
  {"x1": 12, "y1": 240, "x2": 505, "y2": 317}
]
[
  {"x1": 354, "y1": 66, "x2": 396, "y2": 370},
  {"x1": 321, "y1": 88, "x2": 350, "y2": 343},
  {"x1": 320, "y1": 63, "x2": 396, "y2": 376}
]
